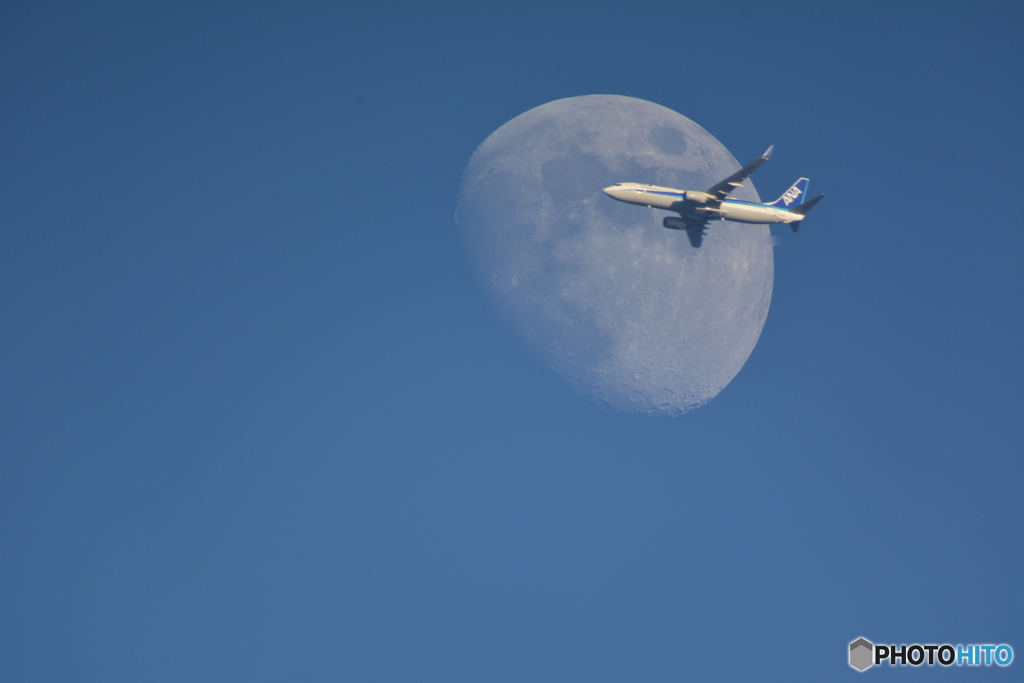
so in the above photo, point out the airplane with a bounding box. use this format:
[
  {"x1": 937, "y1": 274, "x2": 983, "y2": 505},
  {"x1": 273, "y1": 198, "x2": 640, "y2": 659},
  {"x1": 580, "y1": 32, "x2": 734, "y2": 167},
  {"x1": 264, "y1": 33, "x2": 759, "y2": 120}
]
[{"x1": 602, "y1": 146, "x2": 824, "y2": 247}]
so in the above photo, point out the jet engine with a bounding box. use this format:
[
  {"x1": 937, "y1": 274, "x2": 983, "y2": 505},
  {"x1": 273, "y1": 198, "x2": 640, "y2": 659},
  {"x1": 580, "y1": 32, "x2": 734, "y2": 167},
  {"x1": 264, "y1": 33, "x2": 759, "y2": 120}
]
[{"x1": 663, "y1": 217, "x2": 688, "y2": 230}]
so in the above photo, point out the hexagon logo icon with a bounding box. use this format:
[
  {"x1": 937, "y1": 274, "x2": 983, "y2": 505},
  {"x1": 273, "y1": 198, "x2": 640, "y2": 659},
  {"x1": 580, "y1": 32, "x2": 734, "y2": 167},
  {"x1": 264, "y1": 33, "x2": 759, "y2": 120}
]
[{"x1": 849, "y1": 638, "x2": 874, "y2": 671}]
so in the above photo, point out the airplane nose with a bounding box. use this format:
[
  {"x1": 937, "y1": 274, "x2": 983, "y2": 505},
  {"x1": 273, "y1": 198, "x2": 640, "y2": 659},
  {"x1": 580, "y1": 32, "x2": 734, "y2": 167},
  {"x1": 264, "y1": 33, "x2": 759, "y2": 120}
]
[{"x1": 604, "y1": 185, "x2": 629, "y2": 201}]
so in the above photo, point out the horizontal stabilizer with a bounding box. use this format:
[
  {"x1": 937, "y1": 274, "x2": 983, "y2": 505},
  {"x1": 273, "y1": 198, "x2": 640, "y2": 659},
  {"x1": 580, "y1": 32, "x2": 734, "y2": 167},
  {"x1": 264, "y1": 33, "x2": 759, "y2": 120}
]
[
  {"x1": 791, "y1": 193, "x2": 825, "y2": 216},
  {"x1": 790, "y1": 221, "x2": 801, "y2": 233}
]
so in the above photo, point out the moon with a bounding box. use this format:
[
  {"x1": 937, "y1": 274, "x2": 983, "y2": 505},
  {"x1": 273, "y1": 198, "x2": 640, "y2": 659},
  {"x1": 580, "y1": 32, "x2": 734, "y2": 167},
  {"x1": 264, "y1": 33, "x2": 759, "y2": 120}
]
[{"x1": 458, "y1": 95, "x2": 773, "y2": 414}]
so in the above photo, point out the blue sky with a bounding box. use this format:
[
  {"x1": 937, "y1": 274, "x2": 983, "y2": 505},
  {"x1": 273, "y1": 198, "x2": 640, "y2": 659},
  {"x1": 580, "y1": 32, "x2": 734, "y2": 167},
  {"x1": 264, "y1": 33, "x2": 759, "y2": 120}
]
[{"x1": 1, "y1": 2, "x2": 1021, "y2": 680}]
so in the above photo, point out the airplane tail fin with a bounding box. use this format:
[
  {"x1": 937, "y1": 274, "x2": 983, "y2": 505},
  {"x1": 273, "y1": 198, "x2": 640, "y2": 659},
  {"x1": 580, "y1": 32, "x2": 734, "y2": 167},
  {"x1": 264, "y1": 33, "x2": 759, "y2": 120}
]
[{"x1": 765, "y1": 178, "x2": 810, "y2": 209}]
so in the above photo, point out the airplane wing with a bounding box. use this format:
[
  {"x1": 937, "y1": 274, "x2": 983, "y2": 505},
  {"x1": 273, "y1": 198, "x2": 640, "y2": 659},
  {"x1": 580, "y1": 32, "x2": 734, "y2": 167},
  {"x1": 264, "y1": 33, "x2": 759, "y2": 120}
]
[
  {"x1": 704, "y1": 145, "x2": 774, "y2": 201},
  {"x1": 663, "y1": 215, "x2": 708, "y2": 247},
  {"x1": 684, "y1": 224, "x2": 707, "y2": 248}
]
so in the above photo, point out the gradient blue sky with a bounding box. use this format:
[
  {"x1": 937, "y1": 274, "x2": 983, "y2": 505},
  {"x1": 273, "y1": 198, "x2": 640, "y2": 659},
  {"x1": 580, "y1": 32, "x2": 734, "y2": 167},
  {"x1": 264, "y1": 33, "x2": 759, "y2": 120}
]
[{"x1": 2, "y1": 3, "x2": 1021, "y2": 681}]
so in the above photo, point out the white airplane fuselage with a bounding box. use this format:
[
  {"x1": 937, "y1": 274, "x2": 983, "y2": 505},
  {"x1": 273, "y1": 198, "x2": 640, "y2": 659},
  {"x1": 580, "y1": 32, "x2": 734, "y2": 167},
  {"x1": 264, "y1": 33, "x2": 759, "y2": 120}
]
[{"x1": 603, "y1": 183, "x2": 800, "y2": 225}]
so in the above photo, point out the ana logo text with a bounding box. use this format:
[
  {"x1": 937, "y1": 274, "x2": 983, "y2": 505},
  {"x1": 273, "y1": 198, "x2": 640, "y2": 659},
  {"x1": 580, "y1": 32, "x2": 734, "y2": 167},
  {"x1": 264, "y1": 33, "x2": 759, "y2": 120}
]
[{"x1": 781, "y1": 187, "x2": 802, "y2": 205}]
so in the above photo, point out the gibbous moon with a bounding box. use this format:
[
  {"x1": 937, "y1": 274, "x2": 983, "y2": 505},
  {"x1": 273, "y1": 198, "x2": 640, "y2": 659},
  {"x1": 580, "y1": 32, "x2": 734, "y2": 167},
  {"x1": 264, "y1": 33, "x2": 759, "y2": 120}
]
[{"x1": 458, "y1": 95, "x2": 773, "y2": 414}]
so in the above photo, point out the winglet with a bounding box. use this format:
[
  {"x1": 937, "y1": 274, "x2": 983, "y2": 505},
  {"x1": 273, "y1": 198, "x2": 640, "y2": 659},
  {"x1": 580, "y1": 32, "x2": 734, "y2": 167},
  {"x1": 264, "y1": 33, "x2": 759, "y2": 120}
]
[{"x1": 762, "y1": 145, "x2": 774, "y2": 160}]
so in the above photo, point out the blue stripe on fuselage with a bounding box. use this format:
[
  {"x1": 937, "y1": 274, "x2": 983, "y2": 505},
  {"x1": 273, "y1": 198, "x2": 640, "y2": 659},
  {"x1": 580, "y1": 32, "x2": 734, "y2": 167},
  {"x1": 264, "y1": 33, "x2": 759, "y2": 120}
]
[{"x1": 636, "y1": 190, "x2": 781, "y2": 211}]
